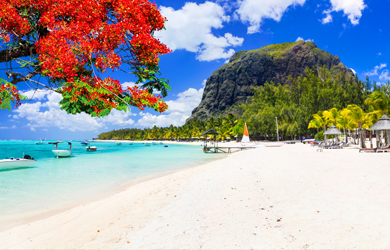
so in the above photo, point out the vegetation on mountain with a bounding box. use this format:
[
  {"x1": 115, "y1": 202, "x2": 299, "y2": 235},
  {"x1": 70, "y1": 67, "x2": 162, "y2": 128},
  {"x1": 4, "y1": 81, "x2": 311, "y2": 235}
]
[
  {"x1": 98, "y1": 66, "x2": 390, "y2": 148},
  {"x1": 189, "y1": 40, "x2": 354, "y2": 121},
  {"x1": 0, "y1": 0, "x2": 170, "y2": 116}
]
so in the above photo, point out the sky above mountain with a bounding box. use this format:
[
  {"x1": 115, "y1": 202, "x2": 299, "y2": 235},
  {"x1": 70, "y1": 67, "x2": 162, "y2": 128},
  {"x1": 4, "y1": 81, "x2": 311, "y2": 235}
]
[{"x1": 0, "y1": 0, "x2": 387, "y2": 140}]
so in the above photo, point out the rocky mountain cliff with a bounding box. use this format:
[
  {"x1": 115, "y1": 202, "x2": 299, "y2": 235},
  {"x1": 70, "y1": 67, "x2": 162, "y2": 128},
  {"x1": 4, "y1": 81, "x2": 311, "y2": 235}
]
[{"x1": 188, "y1": 41, "x2": 353, "y2": 121}]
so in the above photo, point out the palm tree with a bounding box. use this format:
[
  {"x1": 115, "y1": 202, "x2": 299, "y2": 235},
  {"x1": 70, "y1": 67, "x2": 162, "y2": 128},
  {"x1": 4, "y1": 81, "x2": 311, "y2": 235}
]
[
  {"x1": 308, "y1": 118, "x2": 321, "y2": 141},
  {"x1": 337, "y1": 108, "x2": 355, "y2": 143},
  {"x1": 323, "y1": 108, "x2": 340, "y2": 126},
  {"x1": 346, "y1": 104, "x2": 367, "y2": 148},
  {"x1": 365, "y1": 91, "x2": 390, "y2": 116}
]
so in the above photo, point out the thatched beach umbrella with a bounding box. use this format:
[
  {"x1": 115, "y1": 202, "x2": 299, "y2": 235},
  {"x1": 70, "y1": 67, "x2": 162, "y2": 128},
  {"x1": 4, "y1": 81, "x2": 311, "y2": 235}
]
[
  {"x1": 201, "y1": 129, "x2": 220, "y2": 147},
  {"x1": 201, "y1": 128, "x2": 220, "y2": 136},
  {"x1": 369, "y1": 114, "x2": 390, "y2": 131},
  {"x1": 324, "y1": 125, "x2": 342, "y2": 144},
  {"x1": 369, "y1": 114, "x2": 390, "y2": 147}
]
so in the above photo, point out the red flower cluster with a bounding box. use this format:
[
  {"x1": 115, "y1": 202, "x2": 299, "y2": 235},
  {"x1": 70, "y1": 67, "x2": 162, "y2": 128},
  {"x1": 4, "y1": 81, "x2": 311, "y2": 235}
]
[
  {"x1": 0, "y1": 0, "x2": 171, "y2": 115},
  {"x1": 0, "y1": 83, "x2": 22, "y2": 108},
  {"x1": 126, "y1": 85, "x2": 168, "y2": 113}
]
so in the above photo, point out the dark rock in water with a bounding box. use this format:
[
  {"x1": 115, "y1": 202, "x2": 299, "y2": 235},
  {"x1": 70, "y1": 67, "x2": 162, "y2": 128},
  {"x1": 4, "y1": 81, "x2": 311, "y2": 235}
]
[{"x1": 188, "y1": 41, "x2": 353, "y2": 121}]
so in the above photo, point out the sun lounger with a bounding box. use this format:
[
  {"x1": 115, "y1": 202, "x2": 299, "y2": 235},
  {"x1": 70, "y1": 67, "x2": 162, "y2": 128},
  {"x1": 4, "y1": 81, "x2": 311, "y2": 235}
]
[
  {"x1": 359, "y1": 148, "x2": 377, "y2": 153},
  {"x1": 376, "y1": 147, "x2": 390, "y2": 153}
]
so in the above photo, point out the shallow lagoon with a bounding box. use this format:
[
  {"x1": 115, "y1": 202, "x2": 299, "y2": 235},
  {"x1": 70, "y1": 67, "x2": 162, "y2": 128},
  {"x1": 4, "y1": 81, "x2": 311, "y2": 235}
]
[{"x1": 0, "y1": 140, "x2": 224, "y2": 229}]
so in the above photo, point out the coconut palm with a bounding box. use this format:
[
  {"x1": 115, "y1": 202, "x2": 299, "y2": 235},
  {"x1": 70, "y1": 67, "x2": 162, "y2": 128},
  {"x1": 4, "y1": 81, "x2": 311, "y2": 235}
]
[
  {"x1": 346, "y1": 104, "x2": 367, "y2": 148},
  {"x1": 337, "y1": 108, "x2": 356, "y2": 143},
  {"x1": 308, "y1": 118, "x2": 322, "y2": 141},
  {"x1": 365, "y1": 91, "x2": 390, "y2": 116},
  {"x1": 323, "y1": 108, "x2": 340, "y2": 126}
]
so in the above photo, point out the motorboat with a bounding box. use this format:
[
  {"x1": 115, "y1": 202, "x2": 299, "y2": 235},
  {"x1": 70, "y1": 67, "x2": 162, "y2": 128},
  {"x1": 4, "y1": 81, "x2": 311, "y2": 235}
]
[
  {"x1": 81, "y1": 141, "x2": 89, "y2": 145},
  {"x1": 152, "y1": 142, "x2": 158, "y2": 145},
  {"x1": 86, "y1": 146, "x2": 97, "y2": 152},
  {"x1": 116, "y1": 142, "x2": 122, "y2": 145},
  {"x1": 35, "y1": 139, "x2": 45, "y2": 145},
  {"x1": 0, "y1": 155, "x2": 36, "y2": 169},
  {"x1": 52, "y1": 142, "x2": 72, "y2": 158},
  {"x1": 159, "y1": 142, "x2": 164, "y2": 145},
  {"x1": 164, "y1": 145, "x2": 168, "y2": 147},
  {"x1": 129, "y1": 142, "x2": 133, "y2": 145},
  {"x1": 145, "y1": 143, "x2": 151, "y2": 146}
]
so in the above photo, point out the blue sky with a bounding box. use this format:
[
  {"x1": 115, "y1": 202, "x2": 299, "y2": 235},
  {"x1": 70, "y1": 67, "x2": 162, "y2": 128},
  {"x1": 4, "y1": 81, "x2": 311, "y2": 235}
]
[{"x1": 0, "y1": 0, "x2": 387, "y2": 140}]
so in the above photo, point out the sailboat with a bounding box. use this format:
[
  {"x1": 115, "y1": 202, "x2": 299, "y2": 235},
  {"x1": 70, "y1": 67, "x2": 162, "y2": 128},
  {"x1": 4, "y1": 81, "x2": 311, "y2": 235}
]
[{"x1": 241, "y1": 123, "x2": 250, "y2": 144}]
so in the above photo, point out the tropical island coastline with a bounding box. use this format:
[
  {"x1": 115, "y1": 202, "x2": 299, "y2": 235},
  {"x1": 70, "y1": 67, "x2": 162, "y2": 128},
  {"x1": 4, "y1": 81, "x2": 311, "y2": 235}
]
[{"x1": 0, "y1": 143, "x2": 389, "y2": 248}]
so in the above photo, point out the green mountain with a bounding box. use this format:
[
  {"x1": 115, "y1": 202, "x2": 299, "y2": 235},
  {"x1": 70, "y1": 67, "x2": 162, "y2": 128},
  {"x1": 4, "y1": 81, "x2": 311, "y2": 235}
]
[{"x1": 188, "y1": 41, "x2": 354, "y2": 121}]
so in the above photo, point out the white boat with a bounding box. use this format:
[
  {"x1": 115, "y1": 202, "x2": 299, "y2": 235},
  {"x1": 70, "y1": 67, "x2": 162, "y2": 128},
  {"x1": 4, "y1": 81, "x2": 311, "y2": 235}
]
[
  {"x1": 0, "y1": 155, "x2": 36, "y2": 169},
  {"x1": 52, "y1": 142, "x2": 72, "y2": 158},
  {"x1": 36, "y1": 138, "x2": 45, "y2": 145}
]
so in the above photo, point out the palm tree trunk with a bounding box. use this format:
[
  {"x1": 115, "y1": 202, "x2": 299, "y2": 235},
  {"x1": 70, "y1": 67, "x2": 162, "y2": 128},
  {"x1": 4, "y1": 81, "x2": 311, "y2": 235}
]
[
  {"x1": 370, "y1": 130, "x2": 373, "y2": 148},
  {"x1": 360, "y1": 124, "x2": 366, "y2": 148}
]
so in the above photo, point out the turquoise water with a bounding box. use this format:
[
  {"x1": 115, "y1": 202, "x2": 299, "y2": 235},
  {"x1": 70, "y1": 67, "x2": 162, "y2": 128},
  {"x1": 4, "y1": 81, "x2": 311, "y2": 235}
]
[{"x1": 0, "y1": 140, "x2": 224, "y2": 230}]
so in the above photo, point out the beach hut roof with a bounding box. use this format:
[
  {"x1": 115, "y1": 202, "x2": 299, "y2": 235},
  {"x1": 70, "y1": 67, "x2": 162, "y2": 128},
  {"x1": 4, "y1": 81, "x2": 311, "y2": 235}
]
[
  {"x1": 324, "y1": 125, "x2": 343, "y2": 135},
  {"x1": 201, "y1": 128, "x2": 220, "y2": 136},
  {"x1": 370, "y1": 114, "x2": 390, "y2": 131}
]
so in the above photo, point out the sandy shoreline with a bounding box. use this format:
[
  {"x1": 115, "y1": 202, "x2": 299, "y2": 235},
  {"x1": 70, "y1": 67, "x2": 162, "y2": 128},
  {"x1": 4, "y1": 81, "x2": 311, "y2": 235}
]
[{"x1": 1, "y1": 143, "x2": 390, "y2": 248}]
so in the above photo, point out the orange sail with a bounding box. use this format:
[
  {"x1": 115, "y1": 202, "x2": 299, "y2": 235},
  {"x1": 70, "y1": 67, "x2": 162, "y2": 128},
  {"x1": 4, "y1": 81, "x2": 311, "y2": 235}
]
[
  {"x1": 243, "y1": 123, "x2": 249, "y2": 136},
  {"x1": 241, "y1": 123, "x2": 250, "y2": 143}
]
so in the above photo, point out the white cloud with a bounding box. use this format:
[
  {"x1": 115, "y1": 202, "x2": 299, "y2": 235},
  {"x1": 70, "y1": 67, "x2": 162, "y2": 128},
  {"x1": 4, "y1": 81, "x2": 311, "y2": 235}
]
[
  {"x1": 295, "y1": 37, "x2": 314, "y2": 42},
  {"x1": 13, "y1": 91, "x2": 135, "y2": 132},
  {"x1": 235, "y1": 0, "x2": 306, "y2": 34},
  {"x1": 322, "y1": 0, "x2": 366, "y2": 25},
  {"x1": 378, "y1": 52, "x2": 382, "y2": 56},
  {"x1": 0, "y1": 125, "x2": 16, "y2": 129},
  {"x1": 201, "y1": 79, "x2": 207, "y2": 87},
  {"x1": 365, "y1": 63, "x2": 387, "y2": 76},
  {"x1": 137, "y1": 87, "x2": 204, "y2": 127},
  {"x1": 121, "y1": 81, "x2": 136, "y2": 90},
  {"x1": 20, "y1": 89, "x2": 51, "y2": 100},
  {"x1": 156, "y1": 2, "x2": 244, "y2": 61},
  {"x1": 321, "y1": 11, "x2": 333, "y2": 24},
  {"x1": 379, "y1": 70, "x2": 390, "y2": 81}
]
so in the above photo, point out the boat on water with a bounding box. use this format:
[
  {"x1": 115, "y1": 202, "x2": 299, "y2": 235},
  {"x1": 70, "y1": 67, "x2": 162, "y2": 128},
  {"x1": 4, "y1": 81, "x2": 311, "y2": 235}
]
[
  {"x1": 86, "y1": 146, "x2": 97, "y2": 152},
  {"x1": 159, "y1": 142, "x2": 164, "y2": 145},
  {"x1": 52, "y1": 142, "x2": 72, "y2": 158},
  {"x1": 129, "y1": 142, "x2": 133, "y2": 145},
  {"x1": 81, "y1": 141, "x2": 89, "y2": 145},
  {"x1": 145, "y1": 143, "x2": 151, "y2": 146},
  {"x1": 152, "y1": 142, "x2": 158, "y2": 145},
  {"x1": 116, "y1": 142, "x2": 122, "y2": 145},
  {"x1": 35, "y1": 139, "x2": 45, "y2": 145},
  {"x1": 164, "y1": 145, "x2": 168, "y2": 147},
  {"x1": 0, "y1": 155, "x2": 36, "y2": 169}
]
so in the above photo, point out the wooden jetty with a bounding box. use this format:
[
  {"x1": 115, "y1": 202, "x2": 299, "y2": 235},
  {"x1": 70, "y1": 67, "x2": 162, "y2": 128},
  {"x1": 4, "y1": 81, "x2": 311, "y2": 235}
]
[
  {"x1": 203, "y1": 145, "x2": 256, "y2": 153},
  {"x1": 201, "y1": 128, "x2": 256, "y2": 153}
]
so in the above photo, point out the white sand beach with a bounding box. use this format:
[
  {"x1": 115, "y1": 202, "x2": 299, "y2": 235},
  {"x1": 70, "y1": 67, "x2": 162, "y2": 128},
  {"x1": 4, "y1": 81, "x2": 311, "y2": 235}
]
[{"x1": 1, "y1": 143, "x2": 390, "y2": 249}]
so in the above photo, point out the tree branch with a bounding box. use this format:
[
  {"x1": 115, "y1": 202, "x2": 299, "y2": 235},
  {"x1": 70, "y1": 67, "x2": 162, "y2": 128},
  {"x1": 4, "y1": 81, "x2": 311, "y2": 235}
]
[{"x1": 0, "y1": 41, "x2": 36, "y2": 63}]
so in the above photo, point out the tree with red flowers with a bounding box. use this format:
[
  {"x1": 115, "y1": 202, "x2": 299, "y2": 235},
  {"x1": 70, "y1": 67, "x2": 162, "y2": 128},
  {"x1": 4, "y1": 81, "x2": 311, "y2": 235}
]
[{"x1": 0, "y1": 0, "x2": 171, "y2": 116}]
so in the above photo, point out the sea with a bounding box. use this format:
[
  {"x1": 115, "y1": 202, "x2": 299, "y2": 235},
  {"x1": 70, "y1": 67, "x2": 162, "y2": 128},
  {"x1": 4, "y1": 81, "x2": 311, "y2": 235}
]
[{"x1": 0, "y1": 140, "x2": 225, "y2": 230}]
